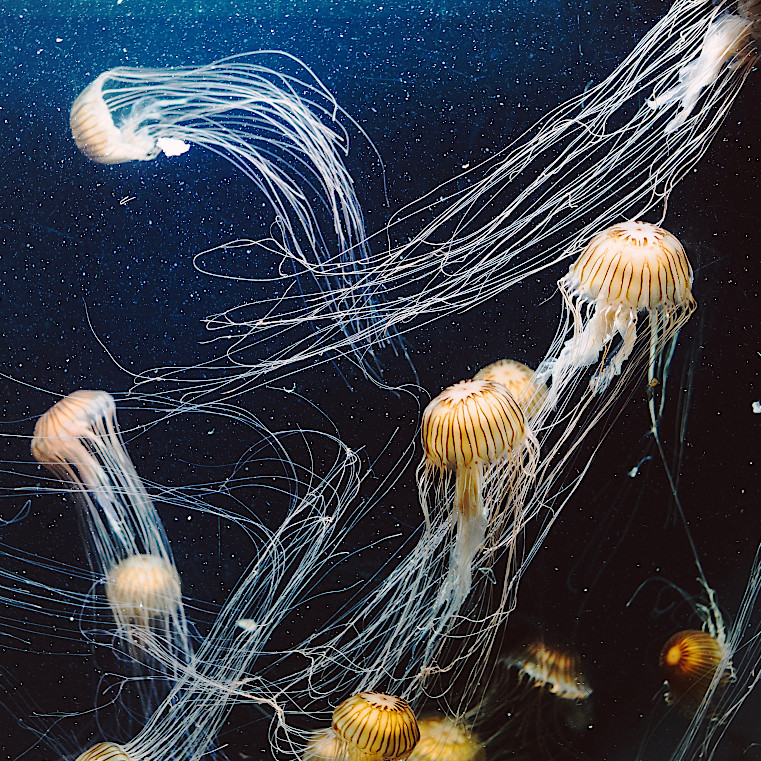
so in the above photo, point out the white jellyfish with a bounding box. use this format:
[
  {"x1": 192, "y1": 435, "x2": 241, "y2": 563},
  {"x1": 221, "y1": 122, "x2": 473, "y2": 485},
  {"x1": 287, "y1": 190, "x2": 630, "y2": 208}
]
[
  {"x1": 31, "y1": 390, "x2": 191, "y2": 668},
  {"x1": 71, "y1": 52, "x2": 388, "y2": 376}
]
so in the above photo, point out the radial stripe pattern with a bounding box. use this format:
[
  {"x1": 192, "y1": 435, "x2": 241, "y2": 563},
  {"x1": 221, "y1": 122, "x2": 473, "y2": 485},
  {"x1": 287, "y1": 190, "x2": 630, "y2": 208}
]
[
  {"x1": 106, "y1": 553, "x2": 182, "y2": 620},
  {"x1": 31, "y1": 390, "x2": 115, "y2": 462},
  {"x1": 70, "y1": 75, "x2": 151, "y2": 164},
  {"x1": 332, "y1": 692, "x2": 420, "y2": 760},
  {"x1": 659, "y1": 629, "x2": 725, "y2": 702},
  {"x1": 422, "y1": 380, "x2": 526, "y2": 471},
  {"x1": 569, "y1": 221, "x2": 693, "y2": 310},
  {"x1": 74, "y1": 743, "x2": 133, "y2": 761}
]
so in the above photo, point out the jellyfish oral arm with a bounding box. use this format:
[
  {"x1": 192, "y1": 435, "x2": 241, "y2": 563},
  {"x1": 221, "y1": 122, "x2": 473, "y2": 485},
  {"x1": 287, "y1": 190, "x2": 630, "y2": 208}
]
[
  {"x1": 156, "y1": 137, "x2": 190, "y2": 156},
  {"x1": 647, "y1": 13, "x2": 753, "y2": 133}
]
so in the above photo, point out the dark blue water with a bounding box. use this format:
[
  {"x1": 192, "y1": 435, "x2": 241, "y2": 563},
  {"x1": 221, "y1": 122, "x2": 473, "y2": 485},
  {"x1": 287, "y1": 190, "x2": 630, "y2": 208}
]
[{"x1": 1, "y1": 2, "x2": 760, "y2": 759}]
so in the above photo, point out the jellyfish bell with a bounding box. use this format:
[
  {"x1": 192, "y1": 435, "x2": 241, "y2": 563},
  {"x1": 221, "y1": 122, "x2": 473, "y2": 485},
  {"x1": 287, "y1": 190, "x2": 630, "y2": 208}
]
[
  {"x1": 105, "y1": 553, "x2": 182, "y2": 638},
  {"x1": 659, "y1": 629, "x2": 729, "y2": 712},
  {"x1": 70, "y1": 74, "x2": 163, "y2": 164},
  {"x1": 332, "y1": 692, "x2": 420, "y2": 761},
  {"x1": 506, "y1": 642, "x2": 592, "y2": 701},
  {"x1": 75, "y1": 743, "x2": 132, "y2": 761},
  {"x1": 473, "y1": 359, "x2": 547, "y2": 420},
  {"x1": 420, "y1": 379, "x2": 536, "y2": 610},
  {"x1": 32, "y1": 389, "x2": 115, "y2": 472},
  {"x1": 408, "y1": 717, "x2": 485, "y2": 761},
  {"x1": 549, "y1": 221, "x2": 695, "y2": 397},
  {"x1": 422, "y1": 379, "x2": 527, "y2": 519}
]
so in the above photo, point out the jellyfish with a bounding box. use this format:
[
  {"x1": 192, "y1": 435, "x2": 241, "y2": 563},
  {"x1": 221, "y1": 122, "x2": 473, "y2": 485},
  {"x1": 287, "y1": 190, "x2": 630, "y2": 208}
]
[
  {"x1": 473, "y1": 360, "x2": 547, "y2": 420},
  {"x1": 75, "y1": 743, "x2": 131, "y2": 761},
  {"x1": 31, "y1": 390, "x2": 191, "y2": 668},
  {"x1": 465, "y1": 641, "x2": 593, "y2": 761},
  {"x1": 105, "y1": 553, "x2": 182, "y2": 653},
  {"x1": 659, "y1": 629, "x2": 729, "y2": 712},
  {"x1": 70, "y1": 53, "x2": 386, "y2": 369},
  {"x1": 545, "y1": 221, "x2": 695, "y2": 399},
  {"x1": 504, "y1": 642, "x2": 592, "y2": 701},
  {"x1": 420, "y1": 379, "x2": 538, "y2": 611},
  {"x1": 408, "y1": 717, "x2": 485, "y2": 761},
  {"x1": 332, "y1": 692, "x2": 420, "y2": 761}
]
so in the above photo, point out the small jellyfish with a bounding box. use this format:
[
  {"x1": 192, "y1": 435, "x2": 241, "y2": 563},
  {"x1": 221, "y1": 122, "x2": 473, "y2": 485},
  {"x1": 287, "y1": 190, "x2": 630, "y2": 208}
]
[
  {"x1": 106, "y1": 553, "x2": 182, "y2": 645},
  {"x1": 473, "y1": 359, "x2": 547, "y2": 420},
  {"x1": 467, "y1": 641, "x2": 593, "y2": 761},
  {"x1": 550, "y1": 221, "x2": 695, "y2": 396},
  {"x1": 506, "y1": 642, "x2": 592, "y2": 701},
  {"x1": 408, "y1": 717, "x2": 485, "y2": 761},
  {"x1": 332, "y1": 692, "x2": 420, "y2": 761},
  {"x1": 659, "y1": 629, "x2": 729, "y2": 712},
  {"x1": 420, "y1": 379, "x2": 536, "y2": 610}
]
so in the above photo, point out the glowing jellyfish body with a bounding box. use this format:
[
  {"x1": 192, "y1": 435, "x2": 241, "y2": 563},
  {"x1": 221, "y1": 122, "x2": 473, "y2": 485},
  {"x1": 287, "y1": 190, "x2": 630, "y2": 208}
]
[
  {"x1": 70, "y1": 74, "x2": 164, "y2": 164},
  {"x1": 408, "y1": 718, "x2": 484, "y2": 761},
  {"x1": 332, "y1": 692, "x2": 420, "y2": 761},
  {"x1": 31, "y1": 391, "x2": 190, "y2": 667},
  {"x1": 421, "y1": 379, "x2": 535, "y2": 610},
  {"x1": 506, "y1": 642, "x2": 592, "y2": 701},
  {"x1": 659, "y1": 629, "x2": 728, "y2": 711},
  {"x1": 550, "y1": 221, "x2": 695, "y2": 396},
  {"x1": 106, "y1": 553, "x2": 182, "y2": 644}
]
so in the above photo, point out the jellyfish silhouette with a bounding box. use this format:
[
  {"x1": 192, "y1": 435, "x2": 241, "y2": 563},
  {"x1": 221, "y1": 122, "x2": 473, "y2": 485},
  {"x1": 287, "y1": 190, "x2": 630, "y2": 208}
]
[
  {"x1": 408, "y1": 717, "x2": 485, "y2": 761},
  {"x1": 473, "y1": 360, "x2": 547, "y2": 420}
]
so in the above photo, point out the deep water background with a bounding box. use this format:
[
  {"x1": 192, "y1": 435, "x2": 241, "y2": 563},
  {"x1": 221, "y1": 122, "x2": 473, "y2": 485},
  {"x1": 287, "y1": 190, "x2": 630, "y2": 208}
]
[{"x1": 0, "y1": 1, "x2": 760, "y2": 759}]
